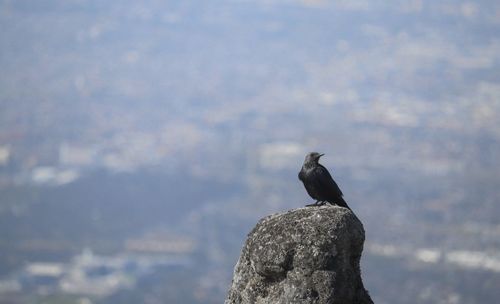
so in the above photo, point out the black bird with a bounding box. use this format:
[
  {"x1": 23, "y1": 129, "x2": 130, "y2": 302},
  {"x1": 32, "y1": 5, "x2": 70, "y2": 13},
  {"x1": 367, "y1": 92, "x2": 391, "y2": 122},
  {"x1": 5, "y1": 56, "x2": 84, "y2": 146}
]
[{"x1": 298, "y1": 152, "x2": 351, "y2": 210}]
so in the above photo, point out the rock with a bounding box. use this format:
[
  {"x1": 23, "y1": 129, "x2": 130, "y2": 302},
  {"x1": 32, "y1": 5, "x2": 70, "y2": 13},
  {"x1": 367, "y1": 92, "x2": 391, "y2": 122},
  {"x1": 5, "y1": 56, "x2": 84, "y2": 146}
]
[{"x1": 225, "y1": 206, "x2": 373, "y2": 304}]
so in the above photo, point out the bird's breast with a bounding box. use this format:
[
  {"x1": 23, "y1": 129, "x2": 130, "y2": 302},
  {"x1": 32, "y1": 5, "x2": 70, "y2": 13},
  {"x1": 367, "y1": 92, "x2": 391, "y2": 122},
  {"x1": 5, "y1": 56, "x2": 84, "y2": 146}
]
[{"x1": 298, "y1": 170, "x2": 304, "y2": 181}]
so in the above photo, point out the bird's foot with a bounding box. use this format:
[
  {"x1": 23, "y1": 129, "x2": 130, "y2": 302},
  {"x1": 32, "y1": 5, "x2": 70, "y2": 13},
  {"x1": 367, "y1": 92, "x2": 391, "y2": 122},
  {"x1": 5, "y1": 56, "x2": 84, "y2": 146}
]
[{"x1": 306, "y1": 201, "x2": 326, "y2": 207}]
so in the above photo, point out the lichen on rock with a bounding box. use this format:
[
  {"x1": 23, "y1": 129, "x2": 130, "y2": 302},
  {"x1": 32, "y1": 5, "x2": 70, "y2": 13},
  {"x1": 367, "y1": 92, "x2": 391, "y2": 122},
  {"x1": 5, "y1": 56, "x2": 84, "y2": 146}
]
[{"x1": 225, "y1": 206, "x2": 373, "y2": 304}]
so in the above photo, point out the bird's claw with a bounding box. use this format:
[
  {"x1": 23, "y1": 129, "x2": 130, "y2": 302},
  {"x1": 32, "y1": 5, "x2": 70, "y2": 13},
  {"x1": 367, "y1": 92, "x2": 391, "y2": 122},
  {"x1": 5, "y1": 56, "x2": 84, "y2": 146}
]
[{"x1": 305, "y1": 201, "x2": 326, "y2": 207}]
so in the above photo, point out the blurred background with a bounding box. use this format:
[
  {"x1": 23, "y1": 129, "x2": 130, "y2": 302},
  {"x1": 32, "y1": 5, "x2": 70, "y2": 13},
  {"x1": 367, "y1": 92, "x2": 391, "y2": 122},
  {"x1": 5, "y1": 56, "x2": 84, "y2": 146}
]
[{"x1": 1, "y1": 0, "x2": 500, "y2": 303}]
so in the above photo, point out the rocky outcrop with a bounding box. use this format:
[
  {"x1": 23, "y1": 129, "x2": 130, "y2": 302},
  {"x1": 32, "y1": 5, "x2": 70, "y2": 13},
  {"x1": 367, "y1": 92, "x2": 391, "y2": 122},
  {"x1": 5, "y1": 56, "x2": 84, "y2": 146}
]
[{"x1": 225, "y1": 206, "x2": 373, "y2": 304}]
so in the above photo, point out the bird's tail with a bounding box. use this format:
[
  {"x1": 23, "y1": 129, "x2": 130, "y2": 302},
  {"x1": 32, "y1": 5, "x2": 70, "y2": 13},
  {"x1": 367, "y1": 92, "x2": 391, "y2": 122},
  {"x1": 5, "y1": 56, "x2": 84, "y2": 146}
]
[{"x1": 336, "y1": 197, "x2": 351, "y2": 210}]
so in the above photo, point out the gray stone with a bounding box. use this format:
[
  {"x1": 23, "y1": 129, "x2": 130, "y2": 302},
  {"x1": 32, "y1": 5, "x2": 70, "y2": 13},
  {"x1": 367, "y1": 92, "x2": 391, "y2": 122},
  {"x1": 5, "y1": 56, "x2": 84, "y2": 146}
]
[{"x1": 225, "y1": 206, "x2": 373, "y2": 304}]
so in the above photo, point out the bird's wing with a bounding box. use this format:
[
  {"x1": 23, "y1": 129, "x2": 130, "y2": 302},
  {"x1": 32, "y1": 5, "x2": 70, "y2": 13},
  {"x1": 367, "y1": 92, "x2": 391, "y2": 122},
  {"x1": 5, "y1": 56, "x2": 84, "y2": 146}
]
[{"x1": 313, "y1": 165, "x2": 344, "y2": 197}]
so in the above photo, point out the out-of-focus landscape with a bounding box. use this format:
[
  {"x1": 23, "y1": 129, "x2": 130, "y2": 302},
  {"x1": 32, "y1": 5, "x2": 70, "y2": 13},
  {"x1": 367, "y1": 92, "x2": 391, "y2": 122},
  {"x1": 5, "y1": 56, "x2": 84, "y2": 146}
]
[{"x1": 1, "y1": 0, "x2": 500, "y2": 303}]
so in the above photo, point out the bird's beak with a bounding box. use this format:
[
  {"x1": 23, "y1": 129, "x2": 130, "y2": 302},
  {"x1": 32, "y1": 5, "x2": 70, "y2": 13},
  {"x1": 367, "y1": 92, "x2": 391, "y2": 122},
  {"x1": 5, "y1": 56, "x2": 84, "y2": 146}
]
[{"x1": 319, "y1": 153, "x2": 325, "y2": 158}]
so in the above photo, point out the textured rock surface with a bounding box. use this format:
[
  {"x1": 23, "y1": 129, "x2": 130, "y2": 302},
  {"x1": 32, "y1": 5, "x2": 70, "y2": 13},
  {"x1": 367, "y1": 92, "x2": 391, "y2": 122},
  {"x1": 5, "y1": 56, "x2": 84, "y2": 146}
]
[{"x1": 225, "y1": 206, "x2": 373, "y2": 304}]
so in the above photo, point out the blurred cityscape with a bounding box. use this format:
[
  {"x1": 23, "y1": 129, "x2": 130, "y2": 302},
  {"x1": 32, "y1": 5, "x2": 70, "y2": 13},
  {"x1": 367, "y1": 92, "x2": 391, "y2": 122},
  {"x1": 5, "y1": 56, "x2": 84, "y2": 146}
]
[{"x1": 1, "y1": 0, "x2": 500, "y2": 303}]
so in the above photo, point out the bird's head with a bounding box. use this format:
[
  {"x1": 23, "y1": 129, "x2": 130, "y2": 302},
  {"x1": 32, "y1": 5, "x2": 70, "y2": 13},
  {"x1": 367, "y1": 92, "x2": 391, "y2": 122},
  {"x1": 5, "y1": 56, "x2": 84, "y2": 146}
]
[{"x1": 304, "y1": 152, "x2": 324, "y2": 165}]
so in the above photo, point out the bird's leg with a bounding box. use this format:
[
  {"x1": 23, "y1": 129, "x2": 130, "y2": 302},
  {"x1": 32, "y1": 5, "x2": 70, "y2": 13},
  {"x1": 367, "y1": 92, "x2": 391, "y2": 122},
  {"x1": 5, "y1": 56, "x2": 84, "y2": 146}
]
[
  {"x1": 306, "y1": 200, "x2": 321, "y2": 207},
  {"x1": 318, "y1": 201, "x2": 327, "y2": 206}
]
